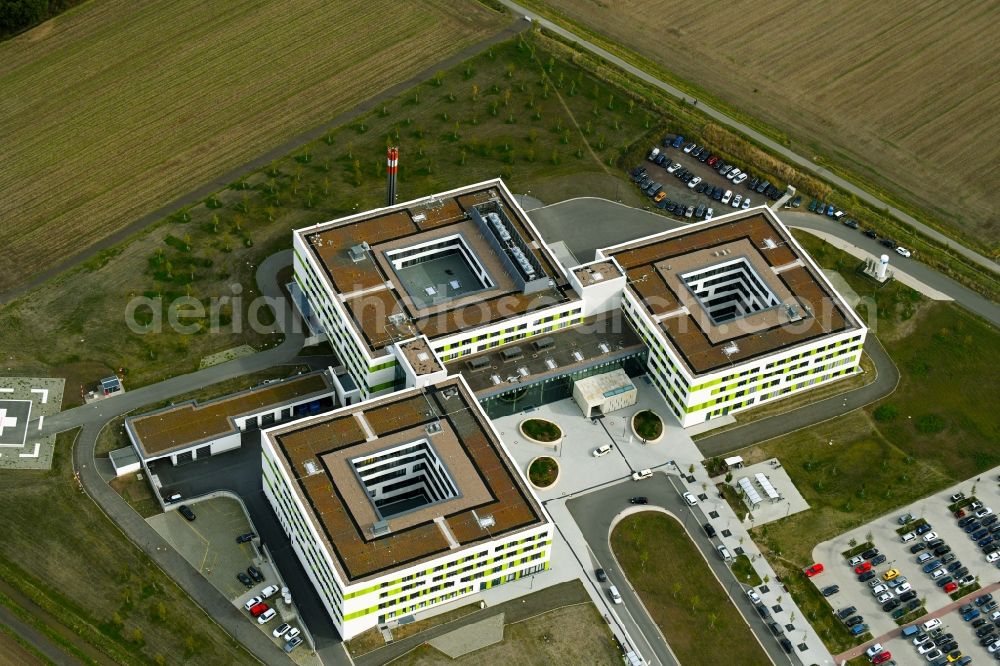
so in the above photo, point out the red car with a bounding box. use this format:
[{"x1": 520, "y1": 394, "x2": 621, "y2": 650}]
[
  {"x1": 955, "y1": 509, "x2": 966, "y2": 518},
  {"x1": 706, "y1": 156, "x2": 720, "y2": 167},
  {"x1": 249, "y1": 602, "x2": 269, "y2": 618},
  {"x1": 944, "y1": 581, "x2": 958, "y2": 593},
  {"x1": 805, "y1": 563, "x2": 824, "y2": 577},
  {"x1": 872, "y1": 651, "x2": 891, "y2": 664},
  {"x1": 854, "y1": 561, "x2": 872, "y2": 574}
]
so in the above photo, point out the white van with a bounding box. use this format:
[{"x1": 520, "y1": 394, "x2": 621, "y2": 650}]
[
  {"x1": 608, "y1": 585, "x2": 623, "y2": 604},
  {"x1": 717, "y1": 544, "x2": 733, "y2": 561},
  {"x1": 593, "y1": 444, "x2": 613, "y2": 458},
  {"x1": 632, "y1": 469, "x2": 652, "y2": 481}
]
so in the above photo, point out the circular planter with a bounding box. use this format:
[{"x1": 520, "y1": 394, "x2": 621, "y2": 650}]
[
  {"x1": 527, "y1": 456, "x2": 560, "y2": 490},
  {"x1": 631, "y1": 409, "x2": 664, "y2": 443},
  {"x1": 519, "y1": 418, "x2": 563, "y2": 450}
]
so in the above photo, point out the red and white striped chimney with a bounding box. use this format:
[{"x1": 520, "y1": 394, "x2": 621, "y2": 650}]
[{"x1": 386, "y1": 146, "x2": 398, "y2": 206}]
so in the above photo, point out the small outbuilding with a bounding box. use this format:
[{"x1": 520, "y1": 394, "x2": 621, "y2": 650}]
[{"x1": 572, "y1": 369, "x2": 637, "y2": 418}]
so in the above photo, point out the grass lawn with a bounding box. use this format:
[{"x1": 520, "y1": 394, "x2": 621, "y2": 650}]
[
  {"x1": 0, "y1": 0, "x2": 505, "y2": 293},
  {"x1": 611, "y1": 512, "x2": 769, "y2": 666},
  {"x1": 347, "y1": 603, "x2": 479, "y2": 658},
  {"x1": 730, "y1": 236, "x2": 1000, "y2": 653},
  {"x1": 528, "y1": 457, "x2": 559, "y2": 487},
  {"x1": 521, "y1": 418, "x2": 562, "y2": 442},
  {"x1": 731, "y1": 554, "x2": 763, "y2": 587},
  {"x1": 632, "y1": 409, "x2": 663, "y2": 440},
  {"x1": 0, "y1": 431, "x2": 254, "y2": 664},
  {"x1": 389, "y1": 603, "x2": 620, "y2": 665}
]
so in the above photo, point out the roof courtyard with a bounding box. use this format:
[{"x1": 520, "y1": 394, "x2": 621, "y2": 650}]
[
  {"x1": 601, "y1": 209, "x2": 863, "y2": 375},
  {"x1": 263, "y1": 376, "x2": 546, "y2": 583},
  {"x1": 296, "y1": 180, "x2": 579, "y2": 356}
]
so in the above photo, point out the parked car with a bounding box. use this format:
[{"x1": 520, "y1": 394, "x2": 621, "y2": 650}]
[
  {"x1": 260, "y1": 585, "x2": 279, "y2": 599},
  {"x1": 837, "y1": 606, "x2": 857, "y2": 620},
  {"x1": 629, "y1": 496, "x2": 648, "y2": 505},
  {"x1": 923, "y1": 531, "x2": 939, "y2": 542},
  {"x1": 901, "y1": 531, "x2": 917, "y2": 542},
  {"x1": 733, "y1": 172, "x2": 748, "y2": 185},
  {"x1": 864, "y1": 229, "x2": 878, "y2": 239},
  {"x1": 822, "y1": 585, "x2": 840, "y2": 597},
  {"x1": 283, "y1": 636, "x2": 303, "y2": 653},
  {"x1": 805, "y1": 563, "x2": 824, "y2": 577},
  {"x1": 850, "y1": 623, "x2": 868, "y2": 636},
  {"x1": 671, "y1": 136, "x2": 685, "y2": 149},
  {"x1": 856, "y1": 561, "x2": 873, "y2": 574},
  {"x1": 236, "y1": 532, "x2": 256, "y2": 544},
  {"x1": 243, "y1": 596, "x2": 263, "y2": 611},
  {"x1": 862, "y1": 548, "x2": 880, "y2": 559},
  {"x1": 721, "y1": 190, "x2": 733, "y2": 205},
  {"x1": 687, "y1": 176, "x2": 702, "y2": 189},
  {"x1": 273, "y1": 623, "x2": 291, "y2": 638},
  {"x1": 593, "y1": 444, "x2": 612, "y2": 457},
  {"x1": 895, "y1": 246, "x2": 912, "y2": 258},
  {"x1": 731, "y1": 194, "x2": 742, "y2": 208},
  {"x1": 911, "y1": 543, "x2": 927, "y2": 553},
  {"x1": 858, "y1": 571, "x2": 876, "y2": 582},
  {"x1": 871, "y1": 553, "x2": 887, "y2": 566},
  {"x1": 178, "y1": 505, "x2": 196, "y2": 521},
  {"x1": 845, "y1": 615, "x2": 864, "y2": 627},
  {"x1": 257, "y1": 608, "x2": 276, "y2": 624},
  {"x1": 742, "y1": 197, "x2": 751, "y2": 209},
  {"x1": 237, "y1": 572, "x2": 253, "y2": 588},
  {"x1": 248, "y1": 602, "x2": 269, "y2": 618},
  {"x1": 247, "y1": 566, "x2": 264, "y2": 583}
]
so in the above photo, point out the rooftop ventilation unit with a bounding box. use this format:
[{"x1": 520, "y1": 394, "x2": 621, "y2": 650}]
[
  {"x1": 490, "y1": 374, "x2": 502, "y2": 385},
  {"x1": 388, "y1": 312, "x2": 408, "y2": 326},
  {"x1": 425, "y1": 421, "x2": 442, "y2": 436},
  {"x1": 572, "y1": 350, "x2": 584, "y2": 362},
  {"x1": 371, "y1": 520, "x2": 391, "y2": 537},
  {"x1": 348, "y1": 242, "x2": 370, "y2": 263},
  {"x1": 473, "y1": 511, "x2": 495, "y2": 530},
  {"x1": 544, "y1": 358, "x2": 558, "y2": 370},
  {"x1": 517, "y1": 366, "x2": 529, "y2": 377},
  {"x1": 722, "y1": 342, "x2": 740, "y2": 358},
  {"x1": 412, "y1": 213, "x2": 427, "y2": 223},
  {"x1": 598, "y1": 342, "x2": 611, "y2": 354},
  {"x1": 303, "y1": 460, "x2": 320, "y2": 475},
  {"x1": 762, "y1": 238, "x2": 778, "y2": 250},
  {"x1": 442, "y1": 387, "x2": 458, "y2": 400},
  {"x1": 533, "y1": 337, "x2": 555, "y2": 351}
]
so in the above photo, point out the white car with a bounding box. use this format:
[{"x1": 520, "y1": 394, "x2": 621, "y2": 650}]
[
  {"x1": 990, "y1": 610, "x2": 1000, "y2": 622},
  {"x1": 257, "y1": 608, "x2": 277, "y2": 624},
  {"x1": 895, "y1": 246, "x2": 912, "y2": 258},
  {"x1": 901, "y1": 531, "x2": 916, "y2": 542},
  {"x1": 721, "y1": 190, "x2": 733, "y2": 205},
  {"x1": 593, "y1": 444, "x2": 612, "y2": 458},
  {"x1": 868, "y1": 577, "x2": 884, "y2": 588},
  {"x1": 286, "y1": 627, "x2": 301, "y2": 640},
  {"x1": 741, "y1": 197, "x2": 751, "y2": 209},
  {"x1": 273, "y1": 623, "x2": 291, "y2": 638},
  {"x1": 876, "y1": 592, "x2": 892, "y2": 603},
  {"x1": 931, "y1": 568, "x2": 946, "y2": 579},
  {"x1": 243, "y1": 596, "x2": 262, "y2": 611},
  {"x1": 922, "y1": 618, "x2": 942, "y2": 631},
  {"x1": 922, "y1": 531, "x2": 939, "y2": 542},
  {"x1": 747, "y1": 588, "x2": 761, "y2": 604},
  {"x1": 895, "y1": 582, "x2": 912, "y2": 593},
  {"x1": 666, "y1": 162, "x2": 682, "y2": 174},
  {"x1": 683, "y1": 492, "x2": 698, "y2": 506},
  {"x1": 976, "y1": 507, "x2": 994, "y2": 518},
  {"x1": 726, "y1": 168, "x2": 741, "y2": 181},
  {"x1": 888, "y1": 576, "x2": 908, "y2": 588},
  {"x1": 924, "y1": 649, "x2": 942, "y2": 662},
  {"x1": 260, "y1": 585, "x2": 280, "y2": 599},
  {"x1": 848, "y1": 555, "x2": 864, "y2": 566},
  {"x1": 632, "y1": 469, "x2": 652, "y2": 481},
  {"x1": 870, "y1": 584, "x2": 889, "y2": 596},
  {"x1": 865, "y1": 644, "x2": 884, "y2": 659},
  {"x1": 733, "y1": 172, "x2": 748, "y2": 185},
  {"x1": 704, "y1": 207, "x2": 714, "y2": 220},
  {"x1": 683, "y1": 143, "x2": 696, "y2": 154},
  {"x1": 987, "y1": 552, "x2": 1000, "y2": 563},
  {"x1": 917, "y1": 642, "x2": 937, "y2": 654},
  {"x1": 687, "y1": 176, "x2": 702, "y2": 189},
  {"x1": 731, "y1": 194, "x2": 742, "y2": 208},
  {"x1": 989, "y1": 639, "x2": 1000, "y2": 654}
]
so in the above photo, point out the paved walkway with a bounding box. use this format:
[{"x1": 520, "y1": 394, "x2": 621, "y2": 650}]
[
  {"x1": 0, "y1": 603, "x2": 82, "y2": 666},
  {"x1": 835, "y1": 581, "x2": 1000, "y2": 662},
  {"x1": 500, "y1": 0, "x2": 998, "y2": 275}
]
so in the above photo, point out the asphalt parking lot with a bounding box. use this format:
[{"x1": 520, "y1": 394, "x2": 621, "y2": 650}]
[
  {"x1": 631, "y1": 135, "x2": 786, "y2": 220},
  {"x1": 813, "y1": 469, "x2": 1000, "y2": 663},
  {"x1": 148, "y1": 495, "x2": 268, "y2": 600}
]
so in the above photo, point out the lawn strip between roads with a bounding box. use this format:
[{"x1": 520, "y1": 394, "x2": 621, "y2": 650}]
[{"x1": 611, "y1": 511, "x2": 771, "y2": 666}]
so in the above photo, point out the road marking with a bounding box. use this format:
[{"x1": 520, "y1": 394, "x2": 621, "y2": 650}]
[
  {"x1": 19, "y1": 443, "x2": 40, "y2": 458},
  {"x1": 0, "y1": 388, "x2": 12, "y2": 393},
  {"x1": 37, "y1": 415, "x2": 44, "y2": 430},
  {"x1": 30, "y1": 388, "x2": 48, "y2": 403}
]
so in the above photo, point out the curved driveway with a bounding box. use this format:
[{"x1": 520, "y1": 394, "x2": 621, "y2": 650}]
[
  {"x1": 500, "y1": 0, "x2": 997, "y2": 274},
  {"x1": 55, "y1": 250, "x2": 309, "y2": 666},
  {"x1": 566, "y1": 473, "x2": 788, "y2": 665}
]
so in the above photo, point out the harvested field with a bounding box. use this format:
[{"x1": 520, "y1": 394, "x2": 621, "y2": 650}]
[
  {"x1": 0, "y1": 0, "x2": 505, "y2": 292},
  {"x1": 529, "y1": 0, "x2": 1000, "y2": 251}
]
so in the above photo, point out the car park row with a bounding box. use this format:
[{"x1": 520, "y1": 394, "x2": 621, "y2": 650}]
[
  {"x1": 233, "y1": 531, "x2": 303, "y2": 654},
  {"x1": 631, "y1": 134, "x2": 786, "y2": 221}
]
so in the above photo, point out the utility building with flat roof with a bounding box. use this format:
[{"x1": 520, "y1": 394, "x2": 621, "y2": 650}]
[{"x1": 572, "y1": 369, "x2": 637, "y2": 418}]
